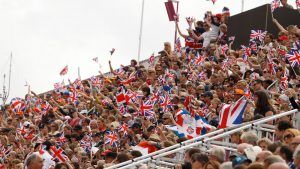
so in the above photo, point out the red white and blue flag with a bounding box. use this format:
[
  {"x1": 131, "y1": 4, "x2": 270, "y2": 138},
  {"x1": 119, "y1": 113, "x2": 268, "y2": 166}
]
[
  {"x1": 218, "y1": 98, "x2": 248, "y2": 128},
  {"x1": 286, "y1": 51, "x2": 300, "y2": 67},
  {"x1": 49, "y1": 146, "x2": 67, "y2": 162},
  {"x1": 148, "y1": 53, "x2": 155, "y2": 65},
  {"x1": 271, "y1": 0, "x2": 280, "y2": 12},
  {"x1": 174, "y1": 37, "x2": 182, "y2": 53},
  {"x1": 159, "y1": 93, "x2": 173, "y2": 112},
  {"x1": 174, "y1": 109, "x2": 212, "y2": 139},
  {"x1": 118, "y1": 123, "x2": 128, "y2": 136},
  {"x1": 250, "y1": 30, "x2": 267, "y2": 42},
  {"x1": 139, "y1": 99, "x2": 155, "y2": 119},
  {"x1": 297, "y1": 0, "x2": 300, "y2": 8},
  {"x1": 59, "y1": 65, "x2": 68, "y2": 76},
  {"x1": 10, "y1": 98, "x2": 26, "y2": 114},
  {"x1": 193, "y1": 52, "x2": 205, "y2": 66},
  {"x1": 104, "y1": 131, "x2": 119, "y2": 147}
]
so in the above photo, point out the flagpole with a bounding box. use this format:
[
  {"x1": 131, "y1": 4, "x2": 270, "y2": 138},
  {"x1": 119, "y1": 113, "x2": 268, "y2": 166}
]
[
  {"x1": 174, "y1": 1, "x2": 179, "y2": 45},
  {"x1": 137, "y1": 0, "x2": 145, "y2": 66},
  {"x1": 78, "y1": 67, "x2": 81, "y2": 79},
  {"x1": 241, "y1": 0, "x2": 244, "y2": 12}
]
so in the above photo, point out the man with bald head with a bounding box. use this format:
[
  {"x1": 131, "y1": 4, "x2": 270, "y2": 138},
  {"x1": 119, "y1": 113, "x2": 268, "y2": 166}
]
[
  {"x1": 25, "y1": 153, "x2": 43, "y2": 169},
  {"x1": 268, "y1": 162, "x2": 289, "y2": 169},
  {"x1": 256, "y1": 151, "x2": 272, "y2": 163},
  {"x1": 237, "y1": 143, "x2": 253, "y2": 155},
  {"x1": 264, "y1": 155, "x2": 285, "y2": 169}
]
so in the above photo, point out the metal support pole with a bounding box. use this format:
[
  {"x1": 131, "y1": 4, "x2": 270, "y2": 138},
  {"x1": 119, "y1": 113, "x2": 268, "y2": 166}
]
[
  {"x1": 174, "y1": 1, "x2": 179, "y2": 45},
  {"x1": 241, "y1": 0, "x2": 244, "y2": 12},
  {"x1": 137, "y1": 0, "x2": 145, "y2": 66}
]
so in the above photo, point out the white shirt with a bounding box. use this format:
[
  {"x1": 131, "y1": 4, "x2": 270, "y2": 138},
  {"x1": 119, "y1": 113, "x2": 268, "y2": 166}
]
[{"x1": 201, "y1": 31, "x2": 212, "y2": 48}]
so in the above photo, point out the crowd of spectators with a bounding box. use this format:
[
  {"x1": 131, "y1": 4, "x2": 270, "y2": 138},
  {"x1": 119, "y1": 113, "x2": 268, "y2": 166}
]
[{"x1": 0, "y1": 0, "x2": 299, "y2": 169}]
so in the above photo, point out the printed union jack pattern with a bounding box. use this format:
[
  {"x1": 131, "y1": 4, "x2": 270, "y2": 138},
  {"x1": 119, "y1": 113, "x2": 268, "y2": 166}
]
[
  {"x1": 286, "y1": 51, "x2": 300, "y2": 67},
  {"x1": 250, "y1": 30, "x2": 267, "y2": 42},
  {"x1": 10, "y1": 98, "x2": 26, "y2": 114},
  {"x1": 105, "y1": 131, "x2": 119, "y2": 147}
]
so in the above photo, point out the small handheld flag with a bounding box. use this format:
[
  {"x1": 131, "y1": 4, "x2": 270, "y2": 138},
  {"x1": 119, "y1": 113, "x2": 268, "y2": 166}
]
[{"x1": 59, "y1": 65, "x2": 68, "y2": 76}]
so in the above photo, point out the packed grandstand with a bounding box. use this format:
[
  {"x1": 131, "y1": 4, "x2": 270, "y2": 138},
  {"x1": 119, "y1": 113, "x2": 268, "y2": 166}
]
[{"x1": 0, "y1": 0, "x2": 300, "y2": 169}]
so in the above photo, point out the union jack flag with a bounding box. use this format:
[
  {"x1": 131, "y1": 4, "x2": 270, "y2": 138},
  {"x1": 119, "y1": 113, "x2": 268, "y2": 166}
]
[
  {"x1": 125, "y1": 89, "x2": 139, "y2": 104},
  {"x1": 280, "y1": 68, "x2": 289, "y2": 90},
  {"x1": 220, "y1": 44, "x2": 229, "y2": 55},
  {"x1": 174, "y1": 37, "x2": 182, "y2": 53},
  {"x1": 157, "y1": 75, "x2": 166, "y2": 85},
  {"x1": 165, "y1": 69, "x2": 175, "y2": 80},
  {"x1": 68, "y1": 91, "x2": 78, "y2": 105},
  {"x1": 250, "y1": 42, "x2": 258, "y2": 52},
  {"x1": 10, "y1": 98, "x2": 26, "y2": 114},
  {"x1": 59, "y1": 65, "x2": 68, "y2": 76},
  {"x1": 159, "y1": 94, "x2": 173, "y2": 112},
  {"x1": 139, "y1": 99, "x2": 155, "y2": 119},
  {"x1": 56, "y1": 133, "x2": 67, "y2": 146},
  {"x1": 80, "y1": 134, "x2": 92, "y2": 152},
  {"x1": 104, "y1": 131, "x2": 119, "y2": 147},
  {"x1": 193, "y1": 52, "x2": 205, "y2": 66},
  {"x1": 50, "y1": 146, "x2": 67, "y2": 162},
  {"x1": 90, "y1": 76, "x2": 103, "y2": 88},
  {"x1": 73, "y1": 78, "x2": 83, "y2": 90},
  {"x1": 250, "y1": 30, "x2": 267, "y2": 42},
  {"x1": 117, "y1": 123, "x2": 128, "y2": 136},
  {"x1": 222, "y1": 58, "x2": 230, "y2": 70},
  {"x1": 271, "y1": 0, "x2": 280, "y2": 12},
  {"x1": 54, "y1": 82, "x2": 62, "y2": 91},
  {"x1": 286, "y1": 51, "x2": 300, "y2": 67},
  {"x1": 211, "y1": 0, "x2": 217, "y2": 4},
  {"x1": 291, "y1": 41, "x2": 300, "y2": 51},
  {"x1": 198, "y1": 72, "x2": 207, "y2": 81},
  {"x1": 241, "y1": 45, "x2": 252, "y2": 57},
  {"x1": 149, "y1": 53, "x2": 155, "y2": 65},
  {"x1": 118, "y1": 104, "x2": 128, "y2": 115}
]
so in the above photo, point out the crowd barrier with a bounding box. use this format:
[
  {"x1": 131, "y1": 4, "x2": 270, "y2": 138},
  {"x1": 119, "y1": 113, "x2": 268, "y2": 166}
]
[{"x1": 106, "y1": 109, "x2": 299, "y2": 169}]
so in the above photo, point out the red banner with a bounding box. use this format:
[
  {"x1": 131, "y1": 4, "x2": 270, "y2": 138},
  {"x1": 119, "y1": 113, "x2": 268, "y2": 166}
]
[{"x1": 165, "y1": 1, "x2": 176, "y2": 21}]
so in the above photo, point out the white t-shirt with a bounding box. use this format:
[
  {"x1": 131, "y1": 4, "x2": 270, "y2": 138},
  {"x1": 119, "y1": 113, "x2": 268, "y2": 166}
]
[
  {"x1": 201, "y1": 31, "x2": 212, "y2": 48},
  {"x1": 210, "y1": 24, "x2": 220, "y2": 41}
]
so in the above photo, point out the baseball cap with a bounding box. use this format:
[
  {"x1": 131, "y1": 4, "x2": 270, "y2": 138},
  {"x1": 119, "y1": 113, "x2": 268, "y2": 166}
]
[{"x1": 232, "y1": 156, "x2": 252, "y2": 167}]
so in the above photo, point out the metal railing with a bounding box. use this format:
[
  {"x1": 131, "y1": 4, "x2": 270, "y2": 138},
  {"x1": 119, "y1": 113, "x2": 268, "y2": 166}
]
[{"x1": 106, "y1": 109, "x2": 299, "y2": 169}]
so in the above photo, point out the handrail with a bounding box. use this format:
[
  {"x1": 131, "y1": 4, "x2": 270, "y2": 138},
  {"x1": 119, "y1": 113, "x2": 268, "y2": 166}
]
[{"x1": 106, "y1": 109, "x2": 298, "y2": 169}]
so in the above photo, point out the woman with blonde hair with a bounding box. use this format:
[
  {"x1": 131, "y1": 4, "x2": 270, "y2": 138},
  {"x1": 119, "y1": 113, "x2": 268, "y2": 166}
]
[{"x1": 283, "y1": 128, "x2": 300, "y2": 146}]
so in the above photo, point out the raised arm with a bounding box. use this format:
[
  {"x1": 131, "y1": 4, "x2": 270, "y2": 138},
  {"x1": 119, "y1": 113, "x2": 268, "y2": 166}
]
[
  {"x1": 188, "y1": 28, "x2": 203, "y2": 41},
  {"x1": 176, "y1": 21, "x2": 188, "y2": 39},
  {"x1": 272, "y1": 18, "x2": 288, "y2": 34}
]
